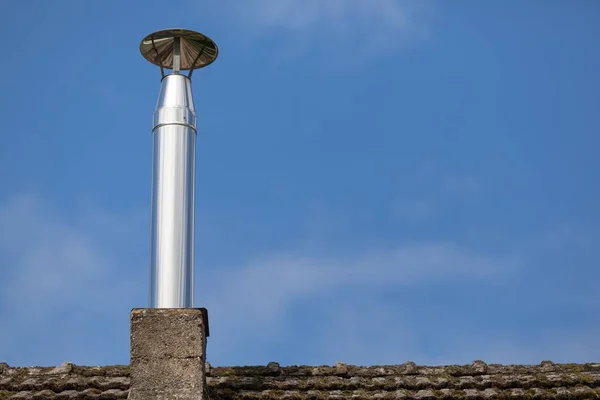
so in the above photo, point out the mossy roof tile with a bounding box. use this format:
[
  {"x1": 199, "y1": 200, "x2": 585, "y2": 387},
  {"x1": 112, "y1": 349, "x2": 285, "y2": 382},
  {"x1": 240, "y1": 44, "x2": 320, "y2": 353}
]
[{"x1": 1, "y1": 361, "x2": 599, "y2": 399}]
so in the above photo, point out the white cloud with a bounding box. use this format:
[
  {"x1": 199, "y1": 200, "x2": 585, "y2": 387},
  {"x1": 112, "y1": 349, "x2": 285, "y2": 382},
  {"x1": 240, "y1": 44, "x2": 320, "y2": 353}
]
[
  {"x1": 0, "y1": 194, "x2": 146, "y2": 366},
  {"x1": 310, "y1": 303, "x2": 600, "y2": 366},
  {"x1": 203, "y1": 243, "x2": 521, "y2": 364},
  {"x1": 392, "y1": 198, "x2": 438, "y2": 222},
  {"x1": 202, "y1": 241, "x2": 600, "y2": 365},
  {"x1": 2, "y1": 193, "x2": 597, "y2": 368},
  {"x1": 212, "y1": 0, "x2": 433, "y2": 63},
  {"x1": 392, "y1": 163, "x2": 482, "y2": 223},
  {"x1": 1, "y1": 194, "x2": 516, "y2": 366},
  {"x1": 243, "y1": 0, "x2": 417, "y2": 31}
]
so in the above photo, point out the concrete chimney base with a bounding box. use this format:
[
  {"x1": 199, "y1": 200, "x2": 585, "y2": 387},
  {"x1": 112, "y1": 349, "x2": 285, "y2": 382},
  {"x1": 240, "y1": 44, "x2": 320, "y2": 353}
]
[{"x1": 129, "y1": 308, "x2": 209, "y2": 400}]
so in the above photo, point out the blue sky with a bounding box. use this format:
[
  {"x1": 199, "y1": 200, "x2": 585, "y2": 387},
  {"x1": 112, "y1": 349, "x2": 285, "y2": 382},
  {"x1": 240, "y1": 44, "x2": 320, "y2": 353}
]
[{"x1": 1, "y1": 0, "x2": 599, "y2": 367}]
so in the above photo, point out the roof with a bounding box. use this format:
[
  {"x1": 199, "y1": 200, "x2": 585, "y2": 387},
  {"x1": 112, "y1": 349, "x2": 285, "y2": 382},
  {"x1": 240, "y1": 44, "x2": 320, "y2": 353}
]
[{"x1": 1, "y1": 361, "x2": 599, "y2": 399}]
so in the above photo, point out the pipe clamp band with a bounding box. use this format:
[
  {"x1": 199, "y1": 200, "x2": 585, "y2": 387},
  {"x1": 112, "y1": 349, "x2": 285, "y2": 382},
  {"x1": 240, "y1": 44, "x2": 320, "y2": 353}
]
[{"x1": 153, "y1": 106, "x2": 196, "y2": 131}]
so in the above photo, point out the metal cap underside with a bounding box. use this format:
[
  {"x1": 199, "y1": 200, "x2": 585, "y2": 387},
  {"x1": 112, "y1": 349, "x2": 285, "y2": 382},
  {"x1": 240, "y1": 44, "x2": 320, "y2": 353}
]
[{"x1": 140, "y1": 28, "x2": 218, "y2": 71}]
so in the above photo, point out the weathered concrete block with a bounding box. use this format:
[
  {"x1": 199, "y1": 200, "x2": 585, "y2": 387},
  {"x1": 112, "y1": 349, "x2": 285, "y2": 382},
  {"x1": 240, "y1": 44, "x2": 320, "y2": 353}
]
[{"x1": 129, "y1": 308, "x2": 209, "y2": 400}]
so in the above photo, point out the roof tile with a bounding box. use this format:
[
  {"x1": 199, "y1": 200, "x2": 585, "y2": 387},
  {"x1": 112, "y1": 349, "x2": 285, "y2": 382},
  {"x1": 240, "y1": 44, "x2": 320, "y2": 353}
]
[{"x1": 2, "y1": 362, "x2": 600, "y2": 399}]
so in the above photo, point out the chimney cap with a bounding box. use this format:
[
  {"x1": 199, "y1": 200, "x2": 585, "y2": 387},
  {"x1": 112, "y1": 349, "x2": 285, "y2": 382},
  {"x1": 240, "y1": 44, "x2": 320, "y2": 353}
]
[{"x1": 140, "y1": 28, "x2": 218, "y2": 71}]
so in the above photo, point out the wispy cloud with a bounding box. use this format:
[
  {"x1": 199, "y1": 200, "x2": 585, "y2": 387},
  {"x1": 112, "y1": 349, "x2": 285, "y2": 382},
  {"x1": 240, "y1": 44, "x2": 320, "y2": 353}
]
[
  {"x1": 1, "y1": 193, "x2": 597, "y2": 368},
  {"x1": 202, "y1": 239, "x2": 600, "y2": 366},
  {"x1": 240, "y1": 0, "x2": 425, "y2": 32},
  {"x1": 211, "y1": 0, "x2": 433, "y2": 64},
  {"x1": 393, "y1": 163, "x2": 482, "y2": 223},
  {"x1": 0, "y1": 194, "x2": 146, "y2": 366},
  {"x1": 392, "y1": 198, "x2": 438, "y2": 222},
  {"x1": 202, "y1": 243, "x2": 521, "y2": 365}
]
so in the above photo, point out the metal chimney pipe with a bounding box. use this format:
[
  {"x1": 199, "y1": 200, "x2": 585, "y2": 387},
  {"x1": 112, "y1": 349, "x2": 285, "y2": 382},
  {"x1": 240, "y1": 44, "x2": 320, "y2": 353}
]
[
  {"x1": 149, "y1": 74, "x2": 196, "y2": 308},
  {"x1": 140, "y1": 29, "x2": 218, "y2": 308}
]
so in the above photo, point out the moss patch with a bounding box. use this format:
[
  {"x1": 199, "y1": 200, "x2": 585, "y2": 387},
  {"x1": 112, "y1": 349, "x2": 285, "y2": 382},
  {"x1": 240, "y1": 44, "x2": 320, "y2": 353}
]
[{"x1": 0, "y1": 391, "x2": 14, "y2": 400}]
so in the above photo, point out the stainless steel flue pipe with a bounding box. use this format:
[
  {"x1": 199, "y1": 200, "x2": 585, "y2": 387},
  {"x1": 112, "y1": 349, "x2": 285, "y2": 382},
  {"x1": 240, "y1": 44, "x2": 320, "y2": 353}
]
[
  {"x1": 140, "y1": 29, "x2": 218, "y2": 308},
  {"x1": 149, "y1": 73, "x2": 196, "y2": 308}
]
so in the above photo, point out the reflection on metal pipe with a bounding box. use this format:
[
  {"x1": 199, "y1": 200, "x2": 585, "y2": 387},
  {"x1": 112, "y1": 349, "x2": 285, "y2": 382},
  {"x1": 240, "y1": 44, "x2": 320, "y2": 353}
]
[
  {"x1": 140, "y1": 29, "x2": 219, "y2": 308},
  {"x1": 150, "y1": 74, "x2": 196, "y2": 308}
]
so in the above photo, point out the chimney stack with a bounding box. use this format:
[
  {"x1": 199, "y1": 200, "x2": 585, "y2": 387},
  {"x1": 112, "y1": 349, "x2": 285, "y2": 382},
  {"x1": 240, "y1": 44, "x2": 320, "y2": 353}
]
[
  {"x1": 129, "y1": 308, "x2": 210, "y2": 400},
  {"x1": 130, "y1": 28, "x2": 218, "y2": 400}
]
